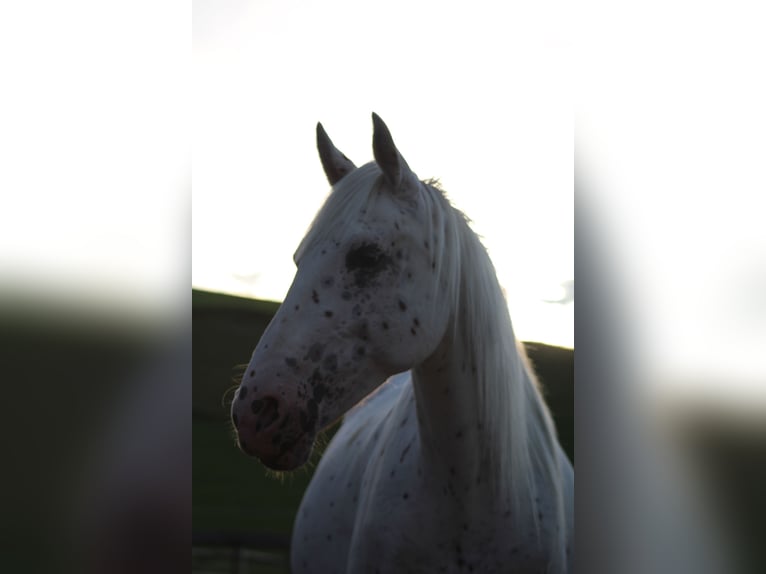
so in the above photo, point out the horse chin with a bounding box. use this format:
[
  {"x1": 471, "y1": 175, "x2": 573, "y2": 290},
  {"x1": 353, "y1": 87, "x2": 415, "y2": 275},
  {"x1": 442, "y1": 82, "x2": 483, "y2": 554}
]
[
  {"x1": 260, "y1": 451, "x2": 308, "y2": 471},
  {"x1": 256, "y1": 433, "x2": 313, "y2": 471}
]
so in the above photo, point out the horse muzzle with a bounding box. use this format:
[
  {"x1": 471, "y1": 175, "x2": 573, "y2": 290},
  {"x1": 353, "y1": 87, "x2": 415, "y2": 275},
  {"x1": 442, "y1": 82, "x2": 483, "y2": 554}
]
[{"x1": 231, "y1": 391, "x2": 315, "y2": 471}]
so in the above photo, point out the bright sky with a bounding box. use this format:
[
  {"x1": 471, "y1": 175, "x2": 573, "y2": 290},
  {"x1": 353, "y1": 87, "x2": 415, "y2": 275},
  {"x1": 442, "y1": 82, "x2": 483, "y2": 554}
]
[
  {"x1": 193, "y1": 0, "x2": 573, "y2": 348},
  {"x1": 577, "y1": 0, "x2": 766, "y2": 410}
]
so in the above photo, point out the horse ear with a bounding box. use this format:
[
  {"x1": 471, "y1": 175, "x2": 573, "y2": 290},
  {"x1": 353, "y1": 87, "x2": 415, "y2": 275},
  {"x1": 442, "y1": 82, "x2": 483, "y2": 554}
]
[
  {"x1": 317, "y1": 122, "x2": 356, "y2": 185},
  {"x1": 371, "y1": 113, "x2": 420, "y2": 195}
]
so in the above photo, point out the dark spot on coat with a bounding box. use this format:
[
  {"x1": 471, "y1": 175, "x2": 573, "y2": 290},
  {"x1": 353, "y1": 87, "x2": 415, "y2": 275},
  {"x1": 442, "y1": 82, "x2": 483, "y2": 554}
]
[
  {"x1": 398, "y1": 300, "x2": 407, "y2": 311},
  {"x1": 312, "y1": 380, "x2": 327, "y2": 402},
  {"x1": 354, "y1": 345, "x2": 366, "y2": 359},
  {"x1": 294, "y1": 304, "x2": 300, "y2": 310},
  {"x1": 399, "y1": 441, "x2": 412, "y2": 462},
  {"x1": 305, "y1": 342, "x2": 324, "y2": 362},
  {"x1": 413, "y1": 318, "x2": 420, "y2": 327},
  {"x1": 285, "y1": 357, "x2": 298, "y2": 369},
  {"x1": 324, "y1": 310, "x2": 334, "y2": 317},
  {"x1": 312, "y1": 290, "x2": 319, "y2": 303},
  {"x1": 382, "y1": 321, "x2": 389, "y2": 330},
  {"x1": 410, "y1": 327, "x2": 417, "y2": 335},
  {"x1": 238, "y1": 386, "x2": 247, "y2": 400},
  {"x1": 341, "y1": 290, "x2": 352, "y2": 300},
  {"x1": 403, "y1": 492, "x2": 409, "y2": 499},
  {"x1": 352, "y1": 321, "x2": 370, "y2": 341},
  {"x1": 321, "y1": 276, "x2": 334, "y2": 287},
  {"x1": 352, "y1": 304, "x2": 362, "y2": 317},
  {"x1": 249, "y1": 370, "x2": 255, "y2": 377},
  {"x1": 322, "y1": 353, "x2": 337, "y2": 372}
]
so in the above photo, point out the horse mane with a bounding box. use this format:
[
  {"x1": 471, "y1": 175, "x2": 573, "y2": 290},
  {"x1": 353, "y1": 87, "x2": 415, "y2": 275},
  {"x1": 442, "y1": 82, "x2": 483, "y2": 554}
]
[
  {"x1": 296, "y1": 162, "x2": 567, "y2": 564},
  {"x1": 415, "y1": 175, "x2": 566, "y2": 557},
  {"x1": 442, "y1": 191, "x2": 567, "y2": 560}
]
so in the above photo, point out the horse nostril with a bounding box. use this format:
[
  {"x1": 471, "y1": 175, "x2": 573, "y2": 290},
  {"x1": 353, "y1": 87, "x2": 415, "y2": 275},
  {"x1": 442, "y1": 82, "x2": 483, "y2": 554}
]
[{"x1": 252, "y1": 397, "x2": 280, "y2": 430}]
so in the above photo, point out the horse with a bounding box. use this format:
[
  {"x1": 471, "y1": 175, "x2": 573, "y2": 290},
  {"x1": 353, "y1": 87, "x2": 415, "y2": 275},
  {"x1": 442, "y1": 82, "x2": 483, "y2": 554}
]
[{"x1": 231, "y1": 113, "x2": 573, "y2": 573}]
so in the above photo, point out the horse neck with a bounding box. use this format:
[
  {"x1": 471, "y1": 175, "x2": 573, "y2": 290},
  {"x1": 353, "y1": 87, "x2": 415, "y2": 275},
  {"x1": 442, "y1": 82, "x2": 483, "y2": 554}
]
[{"x1": 410, "y1": 324, "x2": 489, "y2": 494}]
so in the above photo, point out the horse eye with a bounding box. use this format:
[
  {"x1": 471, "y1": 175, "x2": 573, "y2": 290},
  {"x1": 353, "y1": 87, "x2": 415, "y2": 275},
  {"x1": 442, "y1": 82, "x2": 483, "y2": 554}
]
[{"x1": 346, "y1": 243, "x2": 384, "y2": 270}]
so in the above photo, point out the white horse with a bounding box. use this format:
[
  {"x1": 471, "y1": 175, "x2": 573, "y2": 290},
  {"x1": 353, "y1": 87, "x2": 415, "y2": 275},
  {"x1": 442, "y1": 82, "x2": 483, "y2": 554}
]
[{"x1": 231, "y1": 114, "x2": 573, "y2": 573}]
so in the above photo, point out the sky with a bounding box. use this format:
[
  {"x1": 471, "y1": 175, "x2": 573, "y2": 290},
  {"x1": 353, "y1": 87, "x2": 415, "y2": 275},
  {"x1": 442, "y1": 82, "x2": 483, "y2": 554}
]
[{"x1": 192, "y1": 0, "x2": 574, "y2": 348}]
